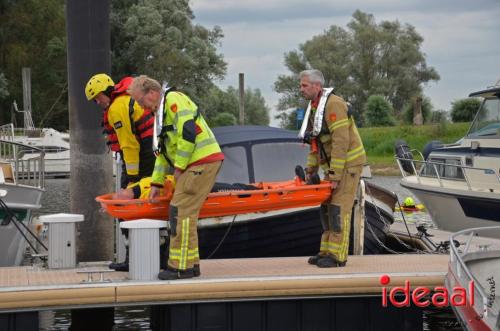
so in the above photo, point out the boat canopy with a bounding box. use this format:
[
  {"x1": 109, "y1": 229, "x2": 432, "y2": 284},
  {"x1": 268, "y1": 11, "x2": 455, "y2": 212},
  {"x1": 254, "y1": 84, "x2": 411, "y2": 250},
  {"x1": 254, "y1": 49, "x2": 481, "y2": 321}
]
[
  {"x1": 212, "y1": 126, "x2": 309, "y2": 184},
  {"x1": 468, "y1": 86, "x2": 500, "y2": 98}
]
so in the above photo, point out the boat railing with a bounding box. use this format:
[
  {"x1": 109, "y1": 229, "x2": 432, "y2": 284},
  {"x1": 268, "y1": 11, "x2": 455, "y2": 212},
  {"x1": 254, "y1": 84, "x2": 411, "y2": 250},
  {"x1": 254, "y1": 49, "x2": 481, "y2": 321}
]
[
  {"x1": 0, "y1": 139, "x2": 45, "y2": 188},
  {"x1": 395, "y1": 156, "x2": 500, "y2": 191},
  {"x1": 449, "y1": 226, "x2": 500, "y2": 319},
  {"x1": 0, "y1": 123, "x2": 44, "y2": 139},
  {"x1": 0, "y1": 123, "x2": 15, "y2": 141}
]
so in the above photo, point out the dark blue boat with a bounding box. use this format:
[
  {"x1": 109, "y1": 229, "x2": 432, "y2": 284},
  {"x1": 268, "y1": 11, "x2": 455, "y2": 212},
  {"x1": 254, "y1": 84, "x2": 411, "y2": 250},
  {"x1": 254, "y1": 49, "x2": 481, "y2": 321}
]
[{"x1": 196, "y1": 126, "x2": 396, "y2": 259}]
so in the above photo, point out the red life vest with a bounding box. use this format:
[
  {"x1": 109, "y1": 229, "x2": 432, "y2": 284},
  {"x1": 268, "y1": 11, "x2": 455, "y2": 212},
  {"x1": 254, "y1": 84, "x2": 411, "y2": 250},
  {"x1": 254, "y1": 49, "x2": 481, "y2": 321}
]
[{"x1": 102, "y1": 77, "x2": 155, "y2": 152}]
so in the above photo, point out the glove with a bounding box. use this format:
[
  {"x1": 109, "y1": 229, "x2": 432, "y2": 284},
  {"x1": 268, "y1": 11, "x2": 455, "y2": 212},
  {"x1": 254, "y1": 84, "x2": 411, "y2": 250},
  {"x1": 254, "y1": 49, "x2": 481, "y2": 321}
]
[{"x1": 149, "y1": 186, "x2": 161, "y2": 199}]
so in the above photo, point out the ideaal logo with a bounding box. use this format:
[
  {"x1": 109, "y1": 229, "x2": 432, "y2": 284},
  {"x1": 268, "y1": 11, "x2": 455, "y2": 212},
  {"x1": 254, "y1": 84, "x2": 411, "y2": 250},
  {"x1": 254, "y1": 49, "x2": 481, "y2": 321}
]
[{"x1": 380, "y1": 274, "x2": 474, "y2": 308}]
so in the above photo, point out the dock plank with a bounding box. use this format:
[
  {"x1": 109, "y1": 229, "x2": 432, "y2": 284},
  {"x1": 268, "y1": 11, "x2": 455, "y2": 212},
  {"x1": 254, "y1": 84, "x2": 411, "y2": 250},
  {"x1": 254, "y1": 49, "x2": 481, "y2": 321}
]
[{"x1": 0, "y1": 255, "x2": 449, "y2": 312}]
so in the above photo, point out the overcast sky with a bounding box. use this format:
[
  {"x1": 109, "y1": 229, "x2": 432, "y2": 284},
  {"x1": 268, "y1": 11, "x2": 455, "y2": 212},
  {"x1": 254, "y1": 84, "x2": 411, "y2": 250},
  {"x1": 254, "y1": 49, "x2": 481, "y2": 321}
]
[{"x1": 191, "y1": 0, "x2": 500, "y2": 126}]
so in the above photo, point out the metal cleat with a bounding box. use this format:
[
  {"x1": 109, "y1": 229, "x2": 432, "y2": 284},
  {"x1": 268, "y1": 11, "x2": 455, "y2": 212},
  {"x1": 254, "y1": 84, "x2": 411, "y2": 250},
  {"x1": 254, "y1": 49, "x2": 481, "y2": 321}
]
[
  {"x1": 478, "y1": 244, "x2": 490, "y2": 251},
  {"x1": 77, "y1": 268, "x2": 116, "y2": 283}
]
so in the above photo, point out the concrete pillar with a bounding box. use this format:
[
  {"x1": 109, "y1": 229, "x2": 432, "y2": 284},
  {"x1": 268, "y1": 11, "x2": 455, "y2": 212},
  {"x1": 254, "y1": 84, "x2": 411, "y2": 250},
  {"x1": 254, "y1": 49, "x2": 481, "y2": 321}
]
[{"x1": 66, "y1": 0, "x2": 114, "y2": 262}]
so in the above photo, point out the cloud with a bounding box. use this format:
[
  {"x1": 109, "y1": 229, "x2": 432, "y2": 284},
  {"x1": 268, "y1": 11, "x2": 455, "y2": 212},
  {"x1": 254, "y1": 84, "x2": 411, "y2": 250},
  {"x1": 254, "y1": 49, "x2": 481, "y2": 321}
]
[{"x1": 192, "y1": 0, "x2": 500, "y2": 125}]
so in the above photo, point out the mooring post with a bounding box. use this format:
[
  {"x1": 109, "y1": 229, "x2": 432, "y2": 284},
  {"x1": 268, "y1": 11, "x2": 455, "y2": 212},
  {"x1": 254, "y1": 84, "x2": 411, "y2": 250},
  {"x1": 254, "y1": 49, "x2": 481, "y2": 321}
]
[
  {"x1": 120, "y1": 220, "x2": 168, "y2": 280},
  {"x1": 39, "y1": 213, "x2": 84, "y2": 269}
]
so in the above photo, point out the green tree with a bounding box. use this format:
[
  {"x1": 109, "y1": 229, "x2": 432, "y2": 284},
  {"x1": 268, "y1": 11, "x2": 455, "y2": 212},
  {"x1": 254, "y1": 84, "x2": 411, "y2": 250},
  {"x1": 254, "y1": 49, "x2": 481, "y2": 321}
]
[
  {"x1": 211, "y1": 112, "x2": 237, "y2": 127},
  {"x1": 111, "y1": 0, "x2": 227, "y2": 103},
  {"x1": 202, "y1": 85, "x2": 238, "y2": 122},
  {"x1": 363, "y1": 95, "x2": 395, "y2": 127},
  {"x1": 0, "y1": 0, "x2": 67, "y2": 130},
  {"x1": 450, "y1": 98, "x2": 481, "y2": 122},
  {"x1": 402, "y1": 96, "x2": 433, "y2": 124},
  {"x1": 429, "y1": 110, "x2": 448, "y2": 123},
  {"x1": 0, "y1": 73, "x2": 8, "y2": 99},
  {"x1": 274, "y1": 10, "x2": 439, "y2": 127},
  {"x1": 202, "y1": 86, "x2": 270, "y2": 126},
  {"x1": 240, "y1": 87, "x2": 270, "y2": 126}
]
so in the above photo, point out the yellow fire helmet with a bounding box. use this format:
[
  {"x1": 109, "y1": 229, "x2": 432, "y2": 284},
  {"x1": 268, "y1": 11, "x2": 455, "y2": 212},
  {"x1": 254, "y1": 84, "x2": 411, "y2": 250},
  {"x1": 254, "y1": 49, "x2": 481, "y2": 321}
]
[
  {"x1": 85, "y1": 73, "x2": 115, "y2": 101},
  {"x1": 403, "y1": 197, "x2": 415, "y2": 207}
]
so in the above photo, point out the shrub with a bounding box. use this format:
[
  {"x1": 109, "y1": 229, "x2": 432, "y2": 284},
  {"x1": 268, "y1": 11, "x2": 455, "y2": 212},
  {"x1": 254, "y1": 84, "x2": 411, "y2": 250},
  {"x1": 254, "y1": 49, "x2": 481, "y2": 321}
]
[
  {"x1": 212, "y1": 112, "x2": 237, "y2": 127},
  {"x1": 450, "y1": 98, "x2": 481, "y2": 122},
  {"x1": 429, "y1": 110, "x2": 448, "y2": 123},
  {"x1": 363, "y1": 95, "x2": 395, "y2": 127}
]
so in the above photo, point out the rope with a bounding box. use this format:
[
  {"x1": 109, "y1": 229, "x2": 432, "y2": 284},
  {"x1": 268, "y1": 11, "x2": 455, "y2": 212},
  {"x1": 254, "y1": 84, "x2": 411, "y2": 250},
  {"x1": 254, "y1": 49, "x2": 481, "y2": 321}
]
[
  {"x1": 206, "y1": 214, "x2": 237, "y2": 259},
  {"x1": 38, "y1": 83, "x2": 68, "y2": 128},
  {"x1": 364, "y1": 183, "x2": 431, "y2": 254}
]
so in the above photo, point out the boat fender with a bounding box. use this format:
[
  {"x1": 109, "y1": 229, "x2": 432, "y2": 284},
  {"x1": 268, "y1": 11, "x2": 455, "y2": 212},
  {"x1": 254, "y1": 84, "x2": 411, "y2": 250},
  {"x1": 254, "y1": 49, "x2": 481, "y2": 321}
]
[
  {"x1": 422, "y1": 140, "x2": 443, "y2": 160},
  {"x1": 394, "y1": 139, "x2": 414, "y2": 174}
]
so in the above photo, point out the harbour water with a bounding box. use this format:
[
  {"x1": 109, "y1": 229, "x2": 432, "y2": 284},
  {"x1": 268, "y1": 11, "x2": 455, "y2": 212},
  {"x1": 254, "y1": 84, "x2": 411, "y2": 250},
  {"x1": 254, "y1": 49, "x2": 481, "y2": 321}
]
[{"x1": 35, "y1": 176, "x2": 463, "y2": 330}]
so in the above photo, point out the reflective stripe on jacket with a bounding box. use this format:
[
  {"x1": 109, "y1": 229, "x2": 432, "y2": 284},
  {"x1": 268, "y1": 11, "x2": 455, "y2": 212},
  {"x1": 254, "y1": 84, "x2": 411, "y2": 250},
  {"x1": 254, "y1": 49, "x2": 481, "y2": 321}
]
[
  {"x1": 306, "y1": 92, "x2": 366, "y2": 181},
  {"x1": 151, "y1": 91, "x2": 222, "y2": 185}
]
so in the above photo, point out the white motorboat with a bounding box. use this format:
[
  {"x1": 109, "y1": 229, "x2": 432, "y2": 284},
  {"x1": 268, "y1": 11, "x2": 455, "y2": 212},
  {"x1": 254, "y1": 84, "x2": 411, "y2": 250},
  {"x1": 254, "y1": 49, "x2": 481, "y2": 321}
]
[
  {"x1": 0, "y1": 139, "x2": 45, "y2": 266},
  {"x1": 0, "y1": 124, "x2": 70, "y2": 178},
  {"x1": 446, "y1": 226, "x2": 500, "y2": 330},
  {"x1": 396, "y1": 83, "x2": 500, "y2": 234}
]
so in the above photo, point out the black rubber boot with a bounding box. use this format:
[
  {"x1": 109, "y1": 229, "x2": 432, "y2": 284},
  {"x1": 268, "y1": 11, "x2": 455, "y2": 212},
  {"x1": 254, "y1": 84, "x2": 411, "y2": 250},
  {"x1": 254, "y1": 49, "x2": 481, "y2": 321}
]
[
  {"x1": 159, "y1": 239, "x2": 169, "y2": 270},
  {"x1": 158, "y1": 267, "x2": 195, "y2": 280},
  {"x1": 308, "y1": 254, "x2": 323, "y2": 265},
  {"x1": 109, "y1": 246, "x2": 129, "y2": 272},
  {"x1": 316, "y1": 256, "x2": 346, "y2": 268},
  {"x1": 193, "y1": 264, "x2": 201, "y2": 277},
  {"x1": 307, "y1": 173, "x2": 321, "y2": 185},
  {"x1": 295, "y1": 165, "x2": 306, "y2": 182}
]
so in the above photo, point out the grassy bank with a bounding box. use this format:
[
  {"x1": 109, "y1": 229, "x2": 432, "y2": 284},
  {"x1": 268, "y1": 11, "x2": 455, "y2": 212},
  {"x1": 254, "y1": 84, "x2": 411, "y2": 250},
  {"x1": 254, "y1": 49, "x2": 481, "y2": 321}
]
[{"x1": 359, "y1": 122, "x2": 470, "y2": 175}]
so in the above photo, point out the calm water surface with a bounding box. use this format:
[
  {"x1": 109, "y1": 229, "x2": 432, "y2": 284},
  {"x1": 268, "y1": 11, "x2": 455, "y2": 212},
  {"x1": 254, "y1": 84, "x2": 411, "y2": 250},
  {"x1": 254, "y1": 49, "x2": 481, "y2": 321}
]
[{"x1": 36, "y1": 177, "x2": 463, "y2": 331}]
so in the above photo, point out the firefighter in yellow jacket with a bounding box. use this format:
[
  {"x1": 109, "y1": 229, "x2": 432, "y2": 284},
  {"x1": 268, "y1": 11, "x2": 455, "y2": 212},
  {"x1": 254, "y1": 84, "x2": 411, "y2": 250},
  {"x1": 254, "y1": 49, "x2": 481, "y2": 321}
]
[
  {"x1": 299, "y1": 69, "x2": 366, "y2": 268},
  {"x1": 85, "y1": 74, "x2": 156, "y2": 188},
  {"x1": 129, "y1": 75, "x2": 224, "y2": 280},
  {"x1": 85, "y1": 74, "x2": 156, "y2": 272}
]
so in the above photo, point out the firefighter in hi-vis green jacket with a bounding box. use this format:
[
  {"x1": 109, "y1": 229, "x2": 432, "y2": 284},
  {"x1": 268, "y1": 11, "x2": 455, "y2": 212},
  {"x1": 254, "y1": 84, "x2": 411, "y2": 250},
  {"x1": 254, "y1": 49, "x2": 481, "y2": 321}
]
[
  {"x1": 129, "y1": 75, "x2": 224, "y2": 280},
  {"x1": 298, "y1": 69, "x2": 366, "y2": 268}
]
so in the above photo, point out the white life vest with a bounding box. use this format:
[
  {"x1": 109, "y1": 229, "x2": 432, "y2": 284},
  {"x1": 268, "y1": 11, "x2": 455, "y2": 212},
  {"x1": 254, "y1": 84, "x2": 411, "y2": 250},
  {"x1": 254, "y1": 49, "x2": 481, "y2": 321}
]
[{"x1": 298, "y1": 88, "x2": 334, "y2": 139}]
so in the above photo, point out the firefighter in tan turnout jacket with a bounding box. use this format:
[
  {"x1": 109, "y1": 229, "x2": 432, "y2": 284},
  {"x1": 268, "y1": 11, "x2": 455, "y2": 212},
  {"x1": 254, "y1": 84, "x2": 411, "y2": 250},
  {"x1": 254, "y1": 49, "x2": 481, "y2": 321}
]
[{"x1": 298, "y1": 69, "x2": 366, "y2": 268}]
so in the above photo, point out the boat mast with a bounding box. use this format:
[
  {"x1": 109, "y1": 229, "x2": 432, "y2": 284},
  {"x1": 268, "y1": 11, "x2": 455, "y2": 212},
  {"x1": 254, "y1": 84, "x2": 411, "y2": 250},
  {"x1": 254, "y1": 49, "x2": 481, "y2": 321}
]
[
  {"x1": 11, "y1": 68, "x2": 35, "y2": 134},
  {"x1": 21, "y1": 68, "x2": 35, "y2": 131}
]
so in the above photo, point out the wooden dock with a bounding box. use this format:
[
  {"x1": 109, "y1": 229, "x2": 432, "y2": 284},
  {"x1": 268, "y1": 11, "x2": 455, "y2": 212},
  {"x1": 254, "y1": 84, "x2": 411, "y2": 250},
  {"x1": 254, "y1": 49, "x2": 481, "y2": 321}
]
[{"x1": 0, "y1": 254, "x2": 448, "y2": 313}]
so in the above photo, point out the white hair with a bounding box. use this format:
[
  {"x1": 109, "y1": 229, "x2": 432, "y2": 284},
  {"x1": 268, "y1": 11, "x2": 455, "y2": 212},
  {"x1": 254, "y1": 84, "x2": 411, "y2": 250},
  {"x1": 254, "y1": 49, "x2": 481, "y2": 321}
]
[{"x1": 299, "y1": 69, "x2": 325, "y2": 85}]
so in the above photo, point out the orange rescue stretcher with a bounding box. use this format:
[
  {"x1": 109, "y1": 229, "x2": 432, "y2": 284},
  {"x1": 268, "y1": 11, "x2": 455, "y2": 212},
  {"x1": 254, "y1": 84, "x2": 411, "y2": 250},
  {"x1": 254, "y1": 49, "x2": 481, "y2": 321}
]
[{"x1": 95, "y1": 179, "x2": 333, "y2": 221}]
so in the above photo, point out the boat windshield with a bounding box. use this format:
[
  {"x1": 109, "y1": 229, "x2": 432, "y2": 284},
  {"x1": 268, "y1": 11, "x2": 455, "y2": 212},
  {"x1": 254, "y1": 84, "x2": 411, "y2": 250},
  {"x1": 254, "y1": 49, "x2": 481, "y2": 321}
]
[{"x1": 468, "y1": 98, "x2": 500, "y2": 138}]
